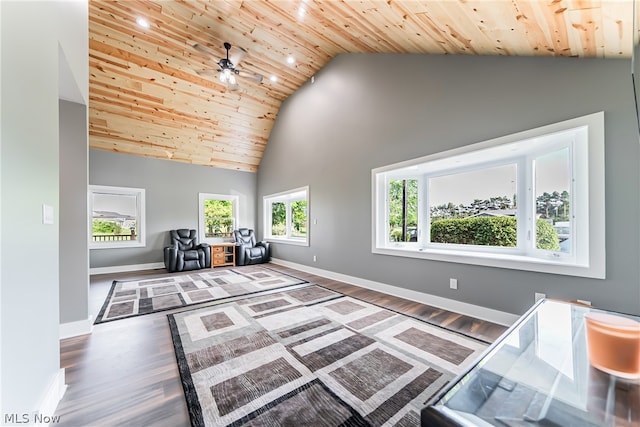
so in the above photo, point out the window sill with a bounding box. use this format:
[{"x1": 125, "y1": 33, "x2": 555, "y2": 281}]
[
  {"x1": 372, "y1": 246, "x2": 604, "y2": 279},
  {"x1": 90, "y1": 241, "x2": 145, "y2": 250},
  {"x1": 202, "y1": 237, "x2": 235, "y2": 245},
  {"x1": 266, "y1": 238, "x2": 309, "y2": 247}
]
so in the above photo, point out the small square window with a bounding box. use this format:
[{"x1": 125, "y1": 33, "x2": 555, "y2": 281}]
[
  {"x1": 89, "y1": 185, "x2": 145, "y2": 249},
  {"x1": 198, "y1": 193, "x2": 239, "y2": 243},
  {"x1": 264, "y1": 187, "x2": 309, "y2": 246}
]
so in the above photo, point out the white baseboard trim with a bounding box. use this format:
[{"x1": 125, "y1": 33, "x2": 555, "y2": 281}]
[
  {"x1": 271, "y1": 258, "x2": 519, "y2": 326},
  {"x1": 60, "y1": 316, "x2": 94, "y2": 339},
  {"x1": 90, "y1": 262, "x2": 165, "y2": 275},
  {"x1": 34, "y1": 368, "x2": 66, "y2": 426}
]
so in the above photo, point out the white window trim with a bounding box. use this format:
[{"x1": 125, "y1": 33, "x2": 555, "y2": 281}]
[
  {"x1": 372, "y1": 112, "x2": 605, "y2": 279},
  {"x1": 263, "y1": 186, "x2": 310, "y2": 246},
  {"x1": 89, "y1": 185, "x2": 146, "y2": 249},
  {"x1": 198, "y1": 193, "x2": 239, "y2": 244}
]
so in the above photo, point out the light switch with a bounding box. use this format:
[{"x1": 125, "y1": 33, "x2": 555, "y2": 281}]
[{"x1": 42, "y1": 204, "x2": 54, "y2": 225}]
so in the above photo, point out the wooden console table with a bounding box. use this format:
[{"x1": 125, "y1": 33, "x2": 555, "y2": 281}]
[{"x1": 210, "y1": 242, "x2": 236, "y2": 268}]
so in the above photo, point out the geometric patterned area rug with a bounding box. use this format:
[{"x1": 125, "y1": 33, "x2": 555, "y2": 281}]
[
  {"x1": 95, "y1": 266, "x2": 307, "y2": 324},
  {"x1": 168, "y1": 284, "x2": 487, "y2": 426}
]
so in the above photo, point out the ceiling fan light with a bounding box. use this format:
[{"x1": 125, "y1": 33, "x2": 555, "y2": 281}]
[{"x1": 220, "y1": 68, "x2": 233, "y2": 83}]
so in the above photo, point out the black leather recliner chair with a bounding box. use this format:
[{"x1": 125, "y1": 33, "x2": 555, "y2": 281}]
[
  {"x1": 164, "y1": 229, "x2": 211, "y2": 272},
  {"x1": 234, "y1": 228, "x2": 270, "y2": 266}
]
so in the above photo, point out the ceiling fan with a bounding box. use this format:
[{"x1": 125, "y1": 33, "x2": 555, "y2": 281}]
[{"x1": 193, "y1": 42, "x2": 263, "y2": 90}]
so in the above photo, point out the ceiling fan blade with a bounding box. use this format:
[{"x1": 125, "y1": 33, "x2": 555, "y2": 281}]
[
  {"x1": 237, "y1": 70, "x2": 263, "y2": 83},
  {"x1": 195, "y1": 68, "x2": 219, "y2": 77},
  {"x1": 229, "y1": 46, "x2": 248, "y2": 67},
  {"x1": 192, "y1": 43, "x2": 218, "y2": 57}
]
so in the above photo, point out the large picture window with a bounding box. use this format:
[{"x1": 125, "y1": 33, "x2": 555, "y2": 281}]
[
  {"x1": 89, "y1": 185, "x2": 146, "y2": 249},
  {"x1": 264, "y1": 187, "x2": 309, "y2": 246},
  {"x1": 372, "y1": 112, "x2": 605, "y2": 279},
  {"x1": 198, "y1": 193, "x2": 239, "y2": 243}
]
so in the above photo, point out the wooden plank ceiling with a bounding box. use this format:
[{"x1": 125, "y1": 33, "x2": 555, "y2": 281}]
[{"x1": 89, "y1": 0, "x2": 634, "y2": 172}]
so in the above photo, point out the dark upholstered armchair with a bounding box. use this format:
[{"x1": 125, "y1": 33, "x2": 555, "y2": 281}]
[
  {"x1": 233, "y1": 228, "x2": 270, "y2": 266},
  {"x1": 164, "y1": 229, "x2": 211, "y2": 272}
]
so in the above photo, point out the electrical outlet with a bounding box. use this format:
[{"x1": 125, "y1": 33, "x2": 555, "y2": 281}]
[
  {"x1": 313, "y1": 255, "x2": 317, "y2": 262},
  {"x1": 449, "y1": 278, "x2": 458, "y2": 290}
]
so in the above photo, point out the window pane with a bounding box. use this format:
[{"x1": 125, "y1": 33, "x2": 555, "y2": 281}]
[
  {"x1": 264, "y1": 187, "x2": 310, "y2": 246},
  {"x1": 291, "y1": 200, "x2": 308, "y2": 238},
  {"x1": 388, "y1": 179, "x2": 419, "y2": 242},
  {"x1": 92, "y1": 193, "x2": 138, "y2": 242},
  {"x1": 271, "y1": 202, "x2": 286, "y2": 236},
  {"x1": 535, "y1": 148, "x2": 570, "y2": 252},
  {"x1": 429, "y1": 164, "x2": 517, "y2": 247},
  {"x1": 204, "y1": 199, "x2": 234, "y2": 238}
]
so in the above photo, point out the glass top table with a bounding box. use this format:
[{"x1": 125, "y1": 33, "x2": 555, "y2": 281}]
[{"x1": 421, "y1": 299, "x2": 640, "y2": 427}]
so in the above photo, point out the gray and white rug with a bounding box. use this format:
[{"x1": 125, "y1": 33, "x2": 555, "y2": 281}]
[
  {"x1": 168, "y1": 285, "x2": 487, "y2": 426},
  {"x1": 95, "y1": 266, "x2": 306, "y2": 324}
]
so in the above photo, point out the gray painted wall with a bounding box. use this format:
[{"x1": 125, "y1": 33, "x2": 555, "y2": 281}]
[
  {"x1": 59, "y1": 100, "x2": 89, "y2": 324},
  {"x1": 89, "y1": 149, "x2": 258, "y2": 269},
  {"x1": 258, "y1": 54, "x2": 640, "y2": 317},
  {"x1": 1, "y1": 0, "x2": 87, "y2": 415},
  {"x1": 634, "y1": 27, "x2": 640, "y2": 134}
]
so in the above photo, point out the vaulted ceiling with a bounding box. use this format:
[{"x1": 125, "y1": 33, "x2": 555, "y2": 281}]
[{"x1": 89, "y1": 0, "x2": 635, "y2": 172}]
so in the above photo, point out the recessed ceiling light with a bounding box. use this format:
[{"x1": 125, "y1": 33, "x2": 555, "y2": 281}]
[
  {"x1": 270, "y1": 75, "x2": 278, "y2": 83},
  {"x1": 286, "y1": 56, "x2": 295, "y2": 65},
  {"x1": 136, "y1": 17, "x2": 150, "y2": 29}
]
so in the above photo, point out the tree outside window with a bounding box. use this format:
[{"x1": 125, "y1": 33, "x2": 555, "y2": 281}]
[
  {"x1": 198, "y1": 193, "x2": 239, "y2": 243},
  {"x1": 291, "y1": 200, "x2": 308, "y2": 238},
  {"x1": 388, "y1": 179, "x2": 418, "y2": 242},
  {"x1": 271, "y1": 202, "x2": 286, "y2": 236},
  {"x1": 204, "y1": 199, "x2": 234, "y2": 238}
]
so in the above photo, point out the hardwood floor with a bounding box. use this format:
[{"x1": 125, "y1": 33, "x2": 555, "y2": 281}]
[{"x1": 54, "y1": 263, "x2": 508, "y2": 426}]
